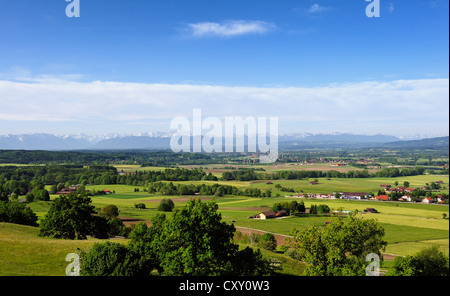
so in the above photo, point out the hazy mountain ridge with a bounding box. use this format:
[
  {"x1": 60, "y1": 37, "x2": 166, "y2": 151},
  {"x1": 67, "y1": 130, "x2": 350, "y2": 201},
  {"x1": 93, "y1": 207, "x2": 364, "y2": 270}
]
[{"x1": 0, "y1": 133, "x2": 448, "y2": 151}]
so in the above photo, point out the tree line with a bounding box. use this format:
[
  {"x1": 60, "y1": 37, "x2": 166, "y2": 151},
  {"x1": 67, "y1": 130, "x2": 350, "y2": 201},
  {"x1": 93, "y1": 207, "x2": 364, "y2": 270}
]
[
  {"x1": 147, "y1": 181, "x2": 272, "y2": 198},
  {"x1": 223, "y1": 167, "x2": 426, "y2": 181},
  {"x1": 0, "y1": 150, "x2": 223, "y2": 166}
]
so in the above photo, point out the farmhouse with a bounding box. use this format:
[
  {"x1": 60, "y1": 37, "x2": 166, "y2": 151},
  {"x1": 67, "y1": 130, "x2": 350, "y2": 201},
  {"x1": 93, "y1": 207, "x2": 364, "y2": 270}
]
[
  {"x1": 276, "y1": 210, "x2": 287, "y2": 217},
  {"x1": 258, "y1": 211, "x2": 277, "y2": 219},
  {"x1": 56, "y1": 187, "x2": 77, "y2": 195},
  {"x1": 257, "y1": 210, "x2": 288, "y2": 219}
]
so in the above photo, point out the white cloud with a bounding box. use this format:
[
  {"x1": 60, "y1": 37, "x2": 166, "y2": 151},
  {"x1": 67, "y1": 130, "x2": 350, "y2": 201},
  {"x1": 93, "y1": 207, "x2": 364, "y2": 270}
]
[
  {"x1": 308, "y1": 3, "x2": 328, "y2": 13},
  {"x1": 184, "y1": 20, "x2": 276, "y2": 38},
  {"x1": 388, "y1": 3, "x2": 395, "y2": 13},
  {"x1": 0, "y1": 78, "x2": 448, "y2": 136}
]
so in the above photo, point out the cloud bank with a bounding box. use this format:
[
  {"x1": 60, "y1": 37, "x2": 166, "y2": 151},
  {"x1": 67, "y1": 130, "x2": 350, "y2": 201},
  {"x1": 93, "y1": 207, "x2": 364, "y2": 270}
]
[{"x1": 0, "y1": 78, "x2": 448, "y2": 136}]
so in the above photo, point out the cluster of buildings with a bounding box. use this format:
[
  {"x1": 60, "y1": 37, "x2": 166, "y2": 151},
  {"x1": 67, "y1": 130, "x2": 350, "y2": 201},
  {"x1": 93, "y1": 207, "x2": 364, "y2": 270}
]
[
  {"x1": 283, "y1": 183, "x2": 448, "y2": 204},
  {"x1": 287, "y1": 192, "x2": 370, "y2": 200},
  {"x1": 56, "y1": 185, "x2": 81, "y2": 195},
  {"x1": 56, "y1": 184, "x2": 112, "y2": 195}
]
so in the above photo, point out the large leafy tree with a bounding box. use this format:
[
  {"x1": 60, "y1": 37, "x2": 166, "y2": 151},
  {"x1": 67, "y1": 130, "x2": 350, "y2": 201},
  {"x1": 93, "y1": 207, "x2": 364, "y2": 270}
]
[
  {"x1": 153, "y1": 198, "x2": 238, "y2": 275},
  {"x1": 39, "y1": 192, "x2": 96, "y2": 240},
  {"x1": 285, "y1": 214, "x2": 387, "y2": 276},
  {"x1": 128, "y1": 198, "x2": 271, "y2": 276}
]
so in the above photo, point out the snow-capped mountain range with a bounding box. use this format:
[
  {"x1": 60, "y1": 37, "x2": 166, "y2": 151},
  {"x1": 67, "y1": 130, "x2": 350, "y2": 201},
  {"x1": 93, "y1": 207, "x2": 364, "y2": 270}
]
[{"x1": 0, "y1": 132, "x2": 447, "y2": 151}]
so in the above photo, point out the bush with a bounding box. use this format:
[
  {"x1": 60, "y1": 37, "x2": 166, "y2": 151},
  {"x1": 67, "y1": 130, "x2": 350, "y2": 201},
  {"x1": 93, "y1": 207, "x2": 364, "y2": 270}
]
[
  {"x1": 257, "y1": 233, "x2": 277, "y2": 251},
  {"x1": 98, "y1": 205, "x2": 119, "y2": 220},
  {"x1": 134, "y1": 203, "x2": 146, "y2": 209},
  {"x1": 157, "y1": 198, "x2": 175, "y2": 212},
  {"x1": 25, "y1": 192, "x2": 35, "y2": 203},
  {"x1": 0, "y1": 201, "x2": 38, "y2": 226},
  {"x1": 387, "y1": 245, "x2": 449, "y2": 276},
  {"x1": 80, "y1": 241, "x2": 148, "y2": 276},
  {"x1": 33, "y1": 189, "x2": 50, "y2": 201},
  {"x1": 317, "y1": 204, "x2": 330, "y2": 214}
]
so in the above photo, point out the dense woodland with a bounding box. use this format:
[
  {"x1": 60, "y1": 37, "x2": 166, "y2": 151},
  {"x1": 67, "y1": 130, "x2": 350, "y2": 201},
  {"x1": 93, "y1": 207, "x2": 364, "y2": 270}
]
[{"x1": 1, "y1": 148, "x2": 448, "y2": 168}]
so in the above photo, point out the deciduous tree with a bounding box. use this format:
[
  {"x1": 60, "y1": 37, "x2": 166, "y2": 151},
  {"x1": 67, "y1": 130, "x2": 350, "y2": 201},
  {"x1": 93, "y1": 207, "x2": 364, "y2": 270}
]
[{"x1": 285, "y1": 214, "x2": 387, "y2": 276}]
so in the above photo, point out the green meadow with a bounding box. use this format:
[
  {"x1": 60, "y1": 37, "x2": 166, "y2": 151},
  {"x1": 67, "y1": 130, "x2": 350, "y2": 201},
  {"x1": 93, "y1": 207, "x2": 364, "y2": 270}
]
[{"x1": 0, "y1": 223, "x2": 126, "y2": 276}]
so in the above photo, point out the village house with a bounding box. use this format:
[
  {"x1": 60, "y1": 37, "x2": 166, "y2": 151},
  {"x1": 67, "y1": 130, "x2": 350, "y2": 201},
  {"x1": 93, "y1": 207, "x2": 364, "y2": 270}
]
[
  {"x1": 372, "y1": 195, "x2": 389, "y2": 201},
  {"x1": 399, "y1": 195, "x2": 412, "y2": 202},
  {"x1": 422, "y1": 197, "x2": 433, "y2": 204},
  {"x1": 317, "y1": 194, "x2": 335, "y2": 199}
]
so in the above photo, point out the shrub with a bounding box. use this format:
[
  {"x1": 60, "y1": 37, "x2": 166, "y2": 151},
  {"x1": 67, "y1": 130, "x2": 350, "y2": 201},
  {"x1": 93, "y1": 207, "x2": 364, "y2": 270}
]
[
  {"x1": 134, "y1": 203, "x2": 146, "y2": 209},
  {"x1": 317, "y1": 204, "x2": 331, "y2": 214},
  {"x1": 0, "y1": 201, "x2": 38, "y2": 226},
  {"x1": 25, "y1": 192, "x2": 35, "y2": 203},
  {"x1": 387, "y1": 245, "x2": 449, "y2": 276},
  {"x1": 157, "y1": 198, "x2": 175, "y2": 212},
  {"x1": 98, "y1": 205, "x2": 119, "y2": 220},
  {"x1": 257, "y1": 233, "x2": 277, "y2": 251},
  {"x1": 80, "y1": 241, "x2": 148, "y2": 276}
]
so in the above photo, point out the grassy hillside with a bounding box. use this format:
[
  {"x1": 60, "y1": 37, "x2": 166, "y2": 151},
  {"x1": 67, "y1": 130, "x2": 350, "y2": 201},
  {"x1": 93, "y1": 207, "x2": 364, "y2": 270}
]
[{"x1": 0, "y1": 223, "x2": 126, "y2": 276}]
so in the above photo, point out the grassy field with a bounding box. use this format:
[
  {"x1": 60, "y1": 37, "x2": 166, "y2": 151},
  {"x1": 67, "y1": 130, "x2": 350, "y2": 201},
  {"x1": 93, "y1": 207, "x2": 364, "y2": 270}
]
[
  {"x1": 0, "y1": 223, "x2": 125, "y2": 276},
  {"x1": 249, "y1": 175, "x2": 449, "y2": 195}
]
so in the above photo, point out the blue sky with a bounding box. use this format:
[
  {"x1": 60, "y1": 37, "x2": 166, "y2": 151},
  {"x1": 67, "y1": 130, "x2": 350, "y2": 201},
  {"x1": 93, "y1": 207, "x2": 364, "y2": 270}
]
[{"x1": 0, "y1": 0, "x2": 448, "y2": 136}]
